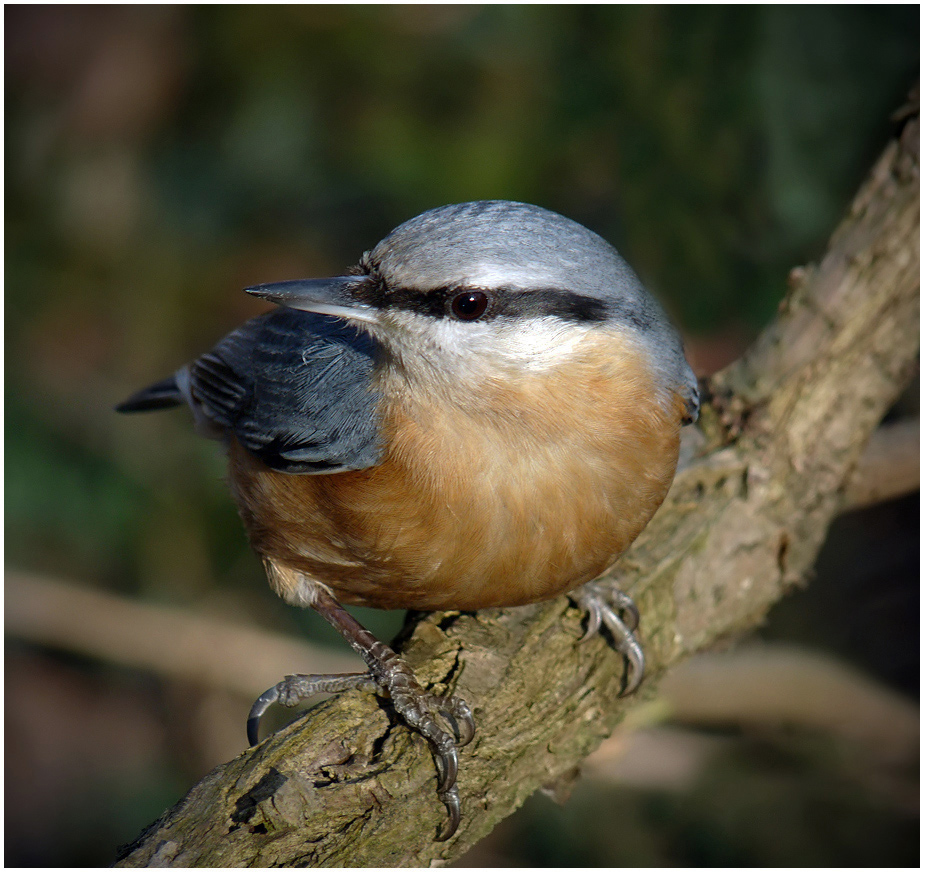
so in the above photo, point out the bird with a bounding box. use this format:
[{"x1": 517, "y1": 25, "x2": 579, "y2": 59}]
[{"x1": 116, "y1": 200, "x2": 699, "y2": 840}]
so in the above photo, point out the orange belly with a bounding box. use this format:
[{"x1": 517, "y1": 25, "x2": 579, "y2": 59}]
[{"x1": 227, "y1": 335, "x2": 685, "y2": 612}]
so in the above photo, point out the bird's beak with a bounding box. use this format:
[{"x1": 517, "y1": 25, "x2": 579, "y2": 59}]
[{"x1": 245, "y1": 277, "x2": 378, "y2": 324}]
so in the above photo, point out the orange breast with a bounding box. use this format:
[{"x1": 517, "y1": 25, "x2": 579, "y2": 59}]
[{"x1": 227, "y1": 331, "x2": 685, "y2": 612}]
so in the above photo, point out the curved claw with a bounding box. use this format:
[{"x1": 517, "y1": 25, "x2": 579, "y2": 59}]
[
  {"x1": 595, "y1": 605, "x2": 645, "y2": 696},
  {"x1": 433, "y1": 740, "x2": 459, "y2": 794},
  {"x1": 436, "y1": 696, "x2": 476, "y2": 747},
  {"x1": 455, "y1": 705, "x2": 476, "y2": 747},
  {"x1": 421, "y1": 704, "x2": 471, "y2": 840},
  {"x1": 612, "y1": 591, "x2": 640, "y2": 633},
  {"x1": 376, "y1": 657, "x2": 472, "y2": 840},
  {"x1": 247, "y1": 672, "x2": 371, "y2": 746},
  {"x1": 579, "y1": 597, "x2": 603, "y2": 642},
  {"x1": 247, "y1": 684, "x2": 282, "y2": 746},
  {"x1": 573, "y1": 581, "x2": 646, "y2": 694},
  {"x1": 436, "y1": 785, "x2": 461, "y2": 841},
  {"x1": 617, "y1": 633, "x2": 645, "y2": 696}
]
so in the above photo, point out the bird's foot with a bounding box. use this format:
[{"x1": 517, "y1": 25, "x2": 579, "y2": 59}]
[
  {"x1": 247, "y1": 586, "x2": 475, "y2": 840},
  {"x1": 247, "y1": 663, "x2": 474, "y2": 840},
  {"x1": 572, "y1": 580, "x2": 645, "y2": 695},
  {"x1": 369, "y1": 652, "x2": 475, "y2": 840}
]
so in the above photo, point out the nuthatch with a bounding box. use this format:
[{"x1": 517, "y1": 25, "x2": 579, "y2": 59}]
[{"x1": 118, "y1": 200, "x2": 699, "y2": 840}]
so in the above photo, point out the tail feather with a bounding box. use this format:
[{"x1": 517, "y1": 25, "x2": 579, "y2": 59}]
[{"x1": 116, "y1": 376, "x2": 183, "y2": 413}]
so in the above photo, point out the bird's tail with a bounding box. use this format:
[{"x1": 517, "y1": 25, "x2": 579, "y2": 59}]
[{"x1": 115, "y1": 375, "x2": 184, "y2": 413}]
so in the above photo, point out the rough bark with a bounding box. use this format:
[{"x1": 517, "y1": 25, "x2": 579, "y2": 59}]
[{"x1": 115, "y1": 105, "x2": 919, "y2": 868}]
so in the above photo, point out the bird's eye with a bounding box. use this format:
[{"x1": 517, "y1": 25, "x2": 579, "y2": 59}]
[{"x1": 450, "y1": 290, "x2": 489, "y2": 321}]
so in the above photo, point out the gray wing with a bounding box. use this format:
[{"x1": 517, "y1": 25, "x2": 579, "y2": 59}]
[
  {"x1": 190, "y1": 309, "x2": 383, "y2": 473},
  {"x1": 119, "y1": 309, "x2": 384, "y2": 474}
]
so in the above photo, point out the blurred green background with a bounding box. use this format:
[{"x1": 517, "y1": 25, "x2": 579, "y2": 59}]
[{"x1": 5, "y1": 5, "x2": 918, "y2": 866}]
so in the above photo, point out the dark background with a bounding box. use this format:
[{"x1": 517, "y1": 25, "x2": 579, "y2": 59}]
[{"x1": 5, "y1": 6, "x2": 918, "y2": 866}]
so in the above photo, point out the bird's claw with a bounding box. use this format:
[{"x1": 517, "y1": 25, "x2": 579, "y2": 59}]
[
  {"x1": 433, "y1": 693, "x2": 477, "y2": 747},
  {"x1": 246, "y1": 664, "x2": 473, "y2": 841},
  {"x1": 371, "y1": 656, "x2": 473, "y2": 840},
  {"x1": 573, "y1": 580, "x2": 645, "y2": 696},
  {"x1": 247, "y1": 684, "x2": 279, "y2": 747},
  {"x1": 428, "y1": 696, "x2": 475, "y2": 840},
  {"x1": 247, "y1": 671, "x2": 372, "y2": 746}
]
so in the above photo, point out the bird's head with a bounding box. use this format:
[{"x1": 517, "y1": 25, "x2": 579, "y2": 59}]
[{"x1": 247, "y1": 200, "x2": 695, "y2": 413}]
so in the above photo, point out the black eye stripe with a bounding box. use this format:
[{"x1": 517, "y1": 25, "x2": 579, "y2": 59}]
[
  {"x1": 352, "y1": 274, "x2": 609, "y2": 323},
  {"x1": 502, "y1": 289, "x2": 609, "y2": 322}
]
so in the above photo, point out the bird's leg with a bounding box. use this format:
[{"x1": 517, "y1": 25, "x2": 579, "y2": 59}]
[
  {"x1": 572, "y1": 579, "x2": 645, "y2": 695},
  {"x1": 247, "y1": 587, "x2": 474, "y2": 841}
]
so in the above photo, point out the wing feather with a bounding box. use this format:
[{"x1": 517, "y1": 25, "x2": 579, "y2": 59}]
[{"x1": 187, "y1": 309, "x2": 383, "y2": 473}]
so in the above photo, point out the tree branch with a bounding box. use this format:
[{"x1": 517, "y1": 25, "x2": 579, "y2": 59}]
[
  {"x1": 115, "y1": 103, "x2": 919, "y2": 867},
  {"x1": 583, "y1": 643, "x2": 919, "y2": 791},
  {"x1": 4, "y1": 570, "x2": 359, "y2": 700},
  {"x1": 845, "y1": 416, "x2": 919, "y2": 508}
]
